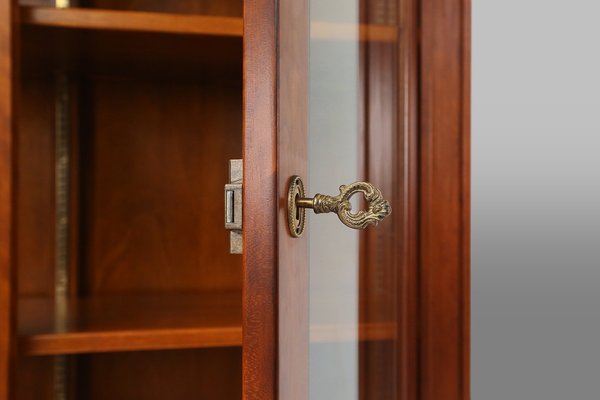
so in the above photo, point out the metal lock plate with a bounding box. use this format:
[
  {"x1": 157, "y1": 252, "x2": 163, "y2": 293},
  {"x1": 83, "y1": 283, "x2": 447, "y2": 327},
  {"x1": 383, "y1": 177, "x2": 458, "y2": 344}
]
[{"x1": 225, "y1": 159, "x2": 243, "y2": 254}]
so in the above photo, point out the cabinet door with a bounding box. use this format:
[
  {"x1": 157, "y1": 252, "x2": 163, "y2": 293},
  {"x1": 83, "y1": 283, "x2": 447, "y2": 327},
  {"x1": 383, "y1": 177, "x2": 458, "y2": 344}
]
[{"x1": 243, "y1": 0, "x2": 470, "y2": 399}]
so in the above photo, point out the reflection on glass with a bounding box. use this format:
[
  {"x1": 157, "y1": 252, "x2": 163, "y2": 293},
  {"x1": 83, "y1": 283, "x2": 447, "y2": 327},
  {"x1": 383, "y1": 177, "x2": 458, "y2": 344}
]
[{"x1": 308, "y1": 0, "x2": 400, "y2": 399}]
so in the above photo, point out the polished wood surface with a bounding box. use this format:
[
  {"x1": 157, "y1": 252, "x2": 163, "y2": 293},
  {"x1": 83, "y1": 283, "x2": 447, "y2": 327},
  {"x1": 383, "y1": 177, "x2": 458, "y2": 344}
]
[
  {"x1": 3, "y1": 0, "x2": 470, "y2": 398},
  {"x1": 22, "y1": 26, "x2": 242, "y2": 80},
  {"x1": 86, "y1": 0, "x2": 243, "y2": 16},
  {"x1": 397, "y1": 0, "x2": 420, "y2": 399},
  {"x1": 21, "y1": 6, "x2": 244, "y2": 36},
  {"x1": 19, "y1": 293, "x2": 242, "y2": 355},
  {"x1": 242, "y1": 0, "x2": 278, "y2": 399},
  {"x1": 419, "y1": 0, "x2": 471, "y2": 399},
  {"x1": 77, "y1": 348, "x2": 242, "y2": 400},
  {"x1": 20, "y1": 0, "x2": 243, "y2": 16},
  {"x1": 14, "y1": 1, "x2": 245, "y2": 397},
  {"x1": 0, "y1": 0, "x2": 18, "y2": 398},
  {"x1": 17, "y1": 78, "x2": 55, "y2": 297},
  {"x1": 80, "y1": 76, "x2": 242, "y2": 295}
]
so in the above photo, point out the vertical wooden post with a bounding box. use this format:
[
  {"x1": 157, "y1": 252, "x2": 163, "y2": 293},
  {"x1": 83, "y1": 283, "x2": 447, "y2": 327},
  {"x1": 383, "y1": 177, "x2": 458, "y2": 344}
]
[
  {"x1": 419, "y1": 0, "x2": 471, "y2": 399},
  {"x1": 0, "y1": 0, "x2": 18, "y2": 398}
]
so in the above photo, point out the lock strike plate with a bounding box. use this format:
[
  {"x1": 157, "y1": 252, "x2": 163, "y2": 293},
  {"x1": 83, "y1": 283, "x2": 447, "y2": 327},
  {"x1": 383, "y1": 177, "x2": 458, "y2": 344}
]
[{"x1": 225, "y1": 159, "x2": 243, "y2": 254}]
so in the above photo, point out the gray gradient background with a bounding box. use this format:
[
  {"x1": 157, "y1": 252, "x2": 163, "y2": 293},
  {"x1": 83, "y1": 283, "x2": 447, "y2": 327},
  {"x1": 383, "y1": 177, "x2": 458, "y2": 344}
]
[{"x1": 473, "y1": 1, "x2": 600, "y2": 398}]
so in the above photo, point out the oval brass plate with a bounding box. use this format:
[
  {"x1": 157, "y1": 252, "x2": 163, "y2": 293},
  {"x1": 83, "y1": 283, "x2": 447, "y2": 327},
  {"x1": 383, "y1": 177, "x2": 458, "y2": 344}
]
[{"x1": 288, "y1": 176, "x2": 306, "y2": 238}]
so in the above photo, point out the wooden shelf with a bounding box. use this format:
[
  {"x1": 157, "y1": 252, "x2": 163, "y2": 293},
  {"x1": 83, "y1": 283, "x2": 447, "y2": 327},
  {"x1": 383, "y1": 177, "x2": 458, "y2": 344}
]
[
  {"x1": 19, "y1": 293, "x2": 395, "y2": 356},
  {"x1": 20, "y1": 6, "x2": 243, "y2": 37},
  {"x1": 20, "y1": 6, "x2": 396, "y2": 43},
  {"x1": 18, "y1": 292, "x2": 243, "y2": 356}
]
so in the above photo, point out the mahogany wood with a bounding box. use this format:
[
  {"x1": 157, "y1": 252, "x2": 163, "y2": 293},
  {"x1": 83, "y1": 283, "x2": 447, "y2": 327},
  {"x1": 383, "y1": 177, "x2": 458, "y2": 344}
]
[
  {"x1": 242, "y1": 0, "x2": 278, "y2": 399},
  {"x1": 84, "y1": 0, "x2": 243, "y2": 16},
  {"x1": 1, "y1": 0, "x2": 471, "y2": 398},
  {"x1": 79, "y1": 76, "x2": 242, "y2": 295},
  {"x1": 19, "y1": 292, "x2": 242, "y2": 355},
  {"x1": 19, "y1": 291, "x2": 392, "y2": 357},
  {"x1": 15, "y1": 357, "x2": 55, "y2": 400},
  {"x1": 14, "y1": 2, "x2": 246, "y2": 398},
  {"x1": 21, "y1": 6, "x2": 244, "y2": 36},
  {"x1": 77, "y1": 348, "x2": 243, "y2": 400},
  {"x1": 21, "y1": 26, "x2": 243, "y2": 81},
  {"x1": 419, "y1": 0, "x2": 471, "y2": 399},
  {"x1": 0, "y1": 0, "x2": 18, "y2": 398},
  {"x1": 397, "y1": 0, "x2": 420, "y2": 399},
  {"x1": 17, "y1": 78, "x2": 55, "y2": 297}
]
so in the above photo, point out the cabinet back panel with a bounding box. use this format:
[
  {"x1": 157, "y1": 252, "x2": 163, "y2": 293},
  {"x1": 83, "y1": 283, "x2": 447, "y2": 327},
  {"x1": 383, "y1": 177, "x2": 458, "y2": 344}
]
[
  {"x1": 16, "y1": 357, "x2": 55, "y2": 400},
  {"x1": 77, "y1": 348, "x2": 242, "y2": 400},
  {"x1": 79, "y1": 76, "x2": 242, "y2": 294},
  {"x1": 17, "y1": 77, "x2": 55, "y2": 297}
]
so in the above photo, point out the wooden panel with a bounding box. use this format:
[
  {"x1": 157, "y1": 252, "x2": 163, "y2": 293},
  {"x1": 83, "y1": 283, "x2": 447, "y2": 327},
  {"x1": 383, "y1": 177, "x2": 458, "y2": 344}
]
[
  {"x1": 277, "y1": 0, "x2": 309, "y2": 399},
  {"x1": 19, "y1": 292, "x2": 242, "y2": 355},
  {"x1": 242, "y1": 0, "x2": 278, "y2": 398},
  {"x1": 419, "y1": 0, "x2": 470, "y2": 399},
  {"x1": 15, "y1": 356, "x2": 55, "y2": 400},
  {"x1": 80, "y1": 76, "x2": 242, "y2": 294},
  {"x1": 0, "y1": 0, "x2": 18, "y2": 398},
  {"x1": 397, "y1": 0, "x2": 420, "y2": 399},
  {"x1": 17, "y1": 77, "x2": 55, "y2": 297},
  {"x1": 86, "y1": 0, "x2": 243, "y2": 17},
  {"x1": 21, "y1": 7, "x2": 243, "y2": 37},
  {"x1": 77, "y1": 348, "x2": 242, "y2": 400},
  {"x1": 21, "y1": 26, "x2": 242, "y2": 81},
  {"x1": 243, "y1": 0, "x2": 310, "y2": 398}
]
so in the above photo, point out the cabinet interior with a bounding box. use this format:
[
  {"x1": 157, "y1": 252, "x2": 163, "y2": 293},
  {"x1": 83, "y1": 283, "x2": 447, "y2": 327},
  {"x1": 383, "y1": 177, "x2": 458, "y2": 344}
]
[
  {"x1": 17, "y1": 1, "x2": 242, "y2": 399},
  {"x1": 15, "y1": 0, "x2": 400, "y2": 398}
]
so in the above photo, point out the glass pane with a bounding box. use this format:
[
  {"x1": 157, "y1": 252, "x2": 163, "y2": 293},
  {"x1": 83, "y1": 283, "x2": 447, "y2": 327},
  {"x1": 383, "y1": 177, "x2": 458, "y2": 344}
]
[{"x1": 308, "y1": 0, "x2": 401, "y2": 399}]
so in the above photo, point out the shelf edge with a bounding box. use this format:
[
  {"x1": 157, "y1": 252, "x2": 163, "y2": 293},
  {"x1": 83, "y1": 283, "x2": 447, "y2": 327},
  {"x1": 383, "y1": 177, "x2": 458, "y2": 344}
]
[
  {"x1": 20, "y1": 326, "x2": 243, "y2": 356},
  {"x1": 20, "y1": 6, "x2": 244, "y2": 37}
]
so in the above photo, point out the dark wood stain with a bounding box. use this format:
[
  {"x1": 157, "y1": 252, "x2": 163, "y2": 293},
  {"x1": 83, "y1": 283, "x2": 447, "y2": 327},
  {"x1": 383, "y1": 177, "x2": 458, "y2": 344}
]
[{"x1": 419, "y1": 0, "x2": 471, "y2": 399}]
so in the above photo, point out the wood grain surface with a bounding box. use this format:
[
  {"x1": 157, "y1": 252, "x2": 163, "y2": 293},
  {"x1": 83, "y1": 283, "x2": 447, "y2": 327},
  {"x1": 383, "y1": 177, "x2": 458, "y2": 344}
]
[
  {"x1": 242, "y1": 0, "x2": 278, "y2": 399},
  {"x1": 19, "y1": 292, "x2": 242, "y2": 355},
  {"x1": 419, "y1": 0, "x2": 471, "y2": 399},
  {"x1": 0, "y1": 0, "x2": 17, "y2": 398},
  {"x1": 21, "y1": 6, "x2": 244, "y2": 36}
]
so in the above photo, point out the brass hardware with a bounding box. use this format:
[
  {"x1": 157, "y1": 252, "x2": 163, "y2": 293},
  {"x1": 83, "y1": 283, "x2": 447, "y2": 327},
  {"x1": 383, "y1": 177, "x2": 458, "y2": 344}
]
[
  {"x1": 225, "y1": 160, "x2": 243, "y2": 254},
  {"x1": 288, "y1": 176, "x2": 307, "y2": 238},
  {"x1": 55, "y1": 0, "x2": 70, "y2": 8},
  {"x1": 54, "y1": 72, "x2": 70, "y2": 400},
  {"x1": 288, "y1": 176, "x2": 391, "y2": 237}
]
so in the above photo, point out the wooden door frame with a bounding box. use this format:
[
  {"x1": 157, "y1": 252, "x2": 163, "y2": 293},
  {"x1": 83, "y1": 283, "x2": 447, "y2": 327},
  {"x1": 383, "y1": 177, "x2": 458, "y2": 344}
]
[
  {"x1": 248, "y1": 0, "x2": 469, "y2": 398},
  {"x1": 418, "y1": 0, "x2": 470, "y2": 399}
]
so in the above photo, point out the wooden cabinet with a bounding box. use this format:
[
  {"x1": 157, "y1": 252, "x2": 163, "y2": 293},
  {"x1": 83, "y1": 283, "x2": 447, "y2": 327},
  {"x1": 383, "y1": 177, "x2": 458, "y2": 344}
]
[{"x1": 0, "y1": 0, "x2": 469, "y2": 399}]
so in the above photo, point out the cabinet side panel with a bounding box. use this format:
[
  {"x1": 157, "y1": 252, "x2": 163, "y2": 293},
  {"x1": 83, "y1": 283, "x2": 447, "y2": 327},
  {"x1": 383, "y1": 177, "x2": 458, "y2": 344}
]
[{"x1": 0, "y1": 0, "x2": 18, "y2": 398}]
